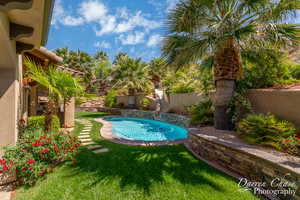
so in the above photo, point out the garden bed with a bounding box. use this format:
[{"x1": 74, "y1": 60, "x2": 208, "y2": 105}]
[{"x1": 186, "y1": 127, "x2": 300, "y2": 200}]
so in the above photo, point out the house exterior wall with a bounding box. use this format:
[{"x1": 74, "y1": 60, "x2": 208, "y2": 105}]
[{"x1": 0, "y1": 66, "x2": 19, "y2": 156}]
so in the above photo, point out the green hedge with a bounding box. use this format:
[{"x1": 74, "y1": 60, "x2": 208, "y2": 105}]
[{"x1": 26, "y1": 115, "x2": 60, "y2": 132}]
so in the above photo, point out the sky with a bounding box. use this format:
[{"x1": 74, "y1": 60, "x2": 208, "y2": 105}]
[{"x1": 46, "y1": 0, "x2": 180, "y2": 62}]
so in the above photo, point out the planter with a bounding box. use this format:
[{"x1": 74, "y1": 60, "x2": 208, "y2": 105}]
[{"x1": 0, "y1": 170, "x2": 16, "y2": 186}]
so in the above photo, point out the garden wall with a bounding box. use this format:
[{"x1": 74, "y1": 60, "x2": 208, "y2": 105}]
[
  {"x1": 247, "y1": 89, "x2": 300, "y2": 128},
  {"x1": 168, "y1": 93, "x2": 204, "y2": 114},
  {"x1": 116, "y1": 94, "x2": 156, "y2": 110},
  {"x1": 187, "y1": 127, "x2": 300, "y2": 200}
]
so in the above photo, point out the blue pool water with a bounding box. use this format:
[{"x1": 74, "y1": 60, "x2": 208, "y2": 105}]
[{"x1": 104, "y1": 117, "x2": 188, "y2": 141}]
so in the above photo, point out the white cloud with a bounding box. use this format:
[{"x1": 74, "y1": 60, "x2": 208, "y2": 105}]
[
  {"x1": 51, "y1": 0, "x2": 64, "y2": 25},
  {"x1": 94, "y1": 41, "x2": 111, "y2": 48},
  {"x1": 147, "y1": 34, "x2": 162, "y2": 47},
  {"x1": 115, "y1": 11, "x2": 161, "y2": 34},
  {"x1": 116, "y1": 7, "x2": 129, "y2": 19},
  {"x1": 96, "y1": 15, "x2": 117, "y2": 36},
  {"x1": 118, "y1": 31, "x2": 145, "y2": 45},
  {"x1": 61, "y1": 16, "x2": 84, "y2": 26},
  {"x1": 166, "y1": 0, "x2": 179, "y2": 11},
  {"x1": 79, "y1": 0, "x2": 107, "y2": 22}
]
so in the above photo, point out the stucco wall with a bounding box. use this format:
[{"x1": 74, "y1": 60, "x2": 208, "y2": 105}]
[
  {"x1": 0, "y1": 68, "x2": 19, "y2": 151},
  {"x1": 247, "y1": 89, "x2": 300, "y2": 128},
  {"x1": 168, "y1": 93, "x2": 204, "y2": 114},
  {"x1": 116, "y1": 94, "x2": 156, "y2": 110}
]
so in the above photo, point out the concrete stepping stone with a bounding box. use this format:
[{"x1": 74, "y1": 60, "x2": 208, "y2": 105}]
[
  {"x1": 79, "y1": 133, "x2": 90, "y2": 136},
  {"x1": 82, "y1": 130, "x2": 91, "y2": 132},
  {"x1": 80, "y1": 138, "x2": 93, "y2": 142},
  {"x1": 78, "y1": 135, "x2": 90, "y2": 139},
  {"x1": 86, "y1": 145, "x2": 102, "y2": 150},
  {"x1": 93, "y1": 148, "x2": 109, "y2": 154},
  {"x1": 81, "y1": 142, "x2": 97, "y2": 146}
]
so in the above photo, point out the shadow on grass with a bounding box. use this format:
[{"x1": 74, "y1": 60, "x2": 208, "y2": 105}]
[
  {"x1": 66, "y1": 143, "x2": 228, "y2": 195},
  {"x1": 75, "y1": 112, "x2": 112, "y2": 119}
]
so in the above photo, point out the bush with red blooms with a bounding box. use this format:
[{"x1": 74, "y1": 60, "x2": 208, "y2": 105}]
[
  {"x1": 1, "y1": 131, "x2": 80, "y2": 185},
  {"x1": 278, "y1": 136, "x2": 300, "y2": 156}
]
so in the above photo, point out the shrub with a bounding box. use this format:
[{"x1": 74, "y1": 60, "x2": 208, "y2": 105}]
[
  {"x1": 75, "y1": 97, "x2": 83, "y2": 106},
  {"x1": 238, "y1": 114, "x2": 300, "y2": 155},
  {"x1": 26, "y1": 115, "x2": 60, "y2": 133},
  {"x1": 290, "y1": 64, "x2": 300, "y2": 80},
  {"x1": 168, "y1": 82, "x2": 196, "y2": 94},
  {"x1": 188, "y1": 99, "x2": 214, "y2": 126},
  {"x1": 1, "y1": 130, "x2": 80, "y2": 185},
  {"x1": 104, "y1": 90, "x2": 118, "y2": 108},
  {"x1": 139, "y1": 98, "x2": 151, "y2": 110}
]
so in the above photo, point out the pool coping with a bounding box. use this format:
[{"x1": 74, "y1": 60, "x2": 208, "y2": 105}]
[{"x1": 95, "y1": 116, "x2": 187, "y2": 146}]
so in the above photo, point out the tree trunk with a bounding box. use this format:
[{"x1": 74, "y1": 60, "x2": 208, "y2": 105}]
[
  {"x1": 214, "y1": 80, "x2": 235, "y2": 130},
  {"x1": 128, "y1": 88, "x2": 136, "y2": 108},
  {"x1": 44, "y1": 98, "x2": 55, "y2": 133},
  {"x1": 213, "y1": 38, "x2": 242, "y2": 130}
]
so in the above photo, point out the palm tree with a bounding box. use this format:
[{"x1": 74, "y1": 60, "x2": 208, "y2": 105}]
[
  {"x1": 95, "y1": 50, "x2": 109, "y2": 62},
  {"x1": 112, "y1": 56, "x2": 152, "y2": 108},
  {"x1": 24, "y1": 58, "x2": 84, "y2": 133},
  {"x1": 113, "y1": 52, "x2": 128, "y2": 65},
  {"x1": 162, "y1": 0, "x2": 299, "y2": 130},
  {"x1": 149, "y1": 58, "x2": 167, "y2": 90}
]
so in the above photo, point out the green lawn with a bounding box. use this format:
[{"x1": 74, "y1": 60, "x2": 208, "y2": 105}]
[{"x1": 14, "y1": 112, "x2": 258, "y2": 200}]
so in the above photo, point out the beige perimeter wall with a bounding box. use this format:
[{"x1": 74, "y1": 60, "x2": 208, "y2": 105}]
[
  {"x1": 247, "y1": 89, "x2": 300, "y2": 128},
  {"x1": 117, "y1": 90, "x2": 300, "y2": 128},
  {"x1": 168, "y1": 93, "x2": 204, "y2": 114}
]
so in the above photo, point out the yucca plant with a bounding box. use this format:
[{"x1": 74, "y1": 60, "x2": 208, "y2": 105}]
[
  {"x1": 162, "y1": 0, "x2": 300, "y2": 130},
  {"x1": 24, "y1": 58, "x2": 84, "y2": 133}
]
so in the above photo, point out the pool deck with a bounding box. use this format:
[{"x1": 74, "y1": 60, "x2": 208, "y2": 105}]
[{"x1": 95, "y1": 117, "x2": 187, "y2": 146}]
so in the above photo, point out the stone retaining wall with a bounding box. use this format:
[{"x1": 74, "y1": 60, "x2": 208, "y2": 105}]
[{"x1": 187, "y1": 127, "x2": 300, "y2": 200}]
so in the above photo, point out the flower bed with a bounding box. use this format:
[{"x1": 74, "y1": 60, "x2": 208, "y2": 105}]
[{"x1": 0, "y1": 131, "x2": 80, "y2": 187}]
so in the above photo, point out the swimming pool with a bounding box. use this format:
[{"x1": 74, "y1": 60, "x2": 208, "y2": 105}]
[{"x1": 104, "y1": 117, "x2": 188, "y2": 141}]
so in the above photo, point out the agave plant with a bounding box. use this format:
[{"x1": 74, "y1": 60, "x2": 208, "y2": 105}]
[
  {"x1": 24, "y1": 58, "x2": 84, "y2": 133},
  {"x1": 162, "y1": 0, "x2": 300, "y2": 130}
]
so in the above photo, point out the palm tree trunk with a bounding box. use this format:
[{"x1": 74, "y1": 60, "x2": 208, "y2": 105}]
[
  {"x1": 128, "y1": 88, "x2": 136, "y2": 108},
  {"x1": 214, "y1": 80, "x2": 235, "y2": 130},
  {"x1": 214, "y1": 38, "x2": 242, "y2": 130},
  {"x1": 44, "y1": 98, "x2": 55, "y2": 133}
]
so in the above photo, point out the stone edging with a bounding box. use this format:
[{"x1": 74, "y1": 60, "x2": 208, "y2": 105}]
[{"x1": 95, "y1": 117, "x2": 187, "y2": 146}]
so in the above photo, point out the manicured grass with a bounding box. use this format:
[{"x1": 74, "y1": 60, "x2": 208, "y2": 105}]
[{"x1": 14, "y1": 112, "x2": 258, "y2": 200}]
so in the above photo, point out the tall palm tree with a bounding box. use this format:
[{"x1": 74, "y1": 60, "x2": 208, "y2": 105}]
[
  {"x1": 113, "y1": 52, "x2": 128, "y2": 65},
  {"x1": 149, "y1": 58, "x2": 167, "y2": 90},
  {"x1": 24, "y1": 58, "x2": 84, "y2": 133},
  {"x1": 162, "y1": 0, "x2": 299, "y2": 130},
  {"x1": 95, "y1": 50, "x2": 109, "y2": 62},
  {"x1": 112, "y1": 56, "x2": 152, "y2": 108}
]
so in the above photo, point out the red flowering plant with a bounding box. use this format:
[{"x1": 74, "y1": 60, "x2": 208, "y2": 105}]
[
  {"x1": 278, "y1": 135, "x2": 300, "y2": 156},
  {"x1": 0, "y1": 159, "x2": 14, "y2": 174},
  {"x1": 2, "y1": 129, "x2": 81, "y2": 186}
]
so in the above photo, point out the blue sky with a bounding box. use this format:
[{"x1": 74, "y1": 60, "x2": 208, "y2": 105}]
[{"x1": 46, "y1": 0, "x2": 179, "y2": 62}]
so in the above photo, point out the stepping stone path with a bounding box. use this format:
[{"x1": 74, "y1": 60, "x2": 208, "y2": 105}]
[{"x1": 76, "y1": 119, "x2": 109, "y2": 154}]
